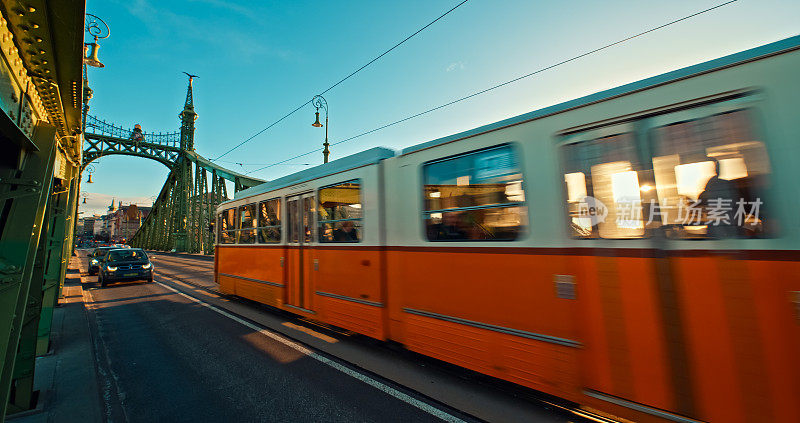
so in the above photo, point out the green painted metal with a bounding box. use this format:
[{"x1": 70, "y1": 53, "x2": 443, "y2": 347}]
[
  {"x1": 0, "y1": 125, "x2": 59, "y2": 417},
  {"x1": 0, "y1": 0, "x2": 86, "y2": 417},
  {"x1": 85, "y1": 76, "x2": 263, "y2": 254},
  {"x1": 82, "y1": 115, "x2": 181, "y2": 170}
]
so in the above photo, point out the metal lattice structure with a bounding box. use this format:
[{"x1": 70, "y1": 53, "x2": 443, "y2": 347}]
[
  {"x1": 0, "y1": 1, "x2": 87, "y2": 417},
  {"x1": 83, "y1": 76, "x2": 263, "y2": 254},
  {"x1": 83, "y1": 115, "x2": 181, "y2": 168}
]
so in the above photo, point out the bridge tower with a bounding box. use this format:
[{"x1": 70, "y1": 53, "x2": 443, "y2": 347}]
[
  {"x1": 179, "y1": 73, "x2": 197, "y2": 151},
  {"x1": 174, "y1": 74, "x2": 198, "y2": 252}
]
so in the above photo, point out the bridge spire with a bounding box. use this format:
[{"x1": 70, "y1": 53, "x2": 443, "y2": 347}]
[{"x1": 179, "y1": 72, "x2": 198, "y2": 151}]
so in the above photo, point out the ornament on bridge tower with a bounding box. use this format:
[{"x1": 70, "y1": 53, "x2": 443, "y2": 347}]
[
  {"x1": 179, "y1": 72, "x2": 199, "y2": 151},
  {"x1": 131, "y1": 123, "x2": 144, "y2": 144}
]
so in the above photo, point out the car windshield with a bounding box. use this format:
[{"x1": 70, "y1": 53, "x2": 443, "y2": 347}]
[{"x1": 107, "y1": 249, "x2": 148, "y2": 262}]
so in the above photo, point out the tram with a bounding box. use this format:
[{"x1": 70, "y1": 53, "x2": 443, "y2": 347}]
[{"x1": 215, "y1": 36, "x2": 800, "y2": 422}]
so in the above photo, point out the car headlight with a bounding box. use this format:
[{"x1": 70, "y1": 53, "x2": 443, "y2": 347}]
[
  {"x1": 142, "y1": 262, "x2": 152, "y2": 269},
  {"x1": 91, "y1": 259, "x2": 98, "y2": 265},
  {"x1": 106, "y1": 266, "x2": 118, "y2": 272}
]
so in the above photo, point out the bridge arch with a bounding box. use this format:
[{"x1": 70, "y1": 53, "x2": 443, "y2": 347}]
[{"x1": 82, "y1": 115, "x2": 181, "y2": 171}]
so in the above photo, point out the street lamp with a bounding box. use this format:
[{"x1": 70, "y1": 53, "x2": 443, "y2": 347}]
[
  {"x1": 311, "y1": 95, "x2": 329, "y2": 163},
  {"x1": 83, "y1": 14, "x2": 110, "y2": 68},
  {"x1": 86, "y1": 164, "x2": 96, "y2": 184}
]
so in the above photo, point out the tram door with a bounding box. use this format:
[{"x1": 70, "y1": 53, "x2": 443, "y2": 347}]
[{"x1": 285, "y1": 193, "x2": 315, "y2": 310}]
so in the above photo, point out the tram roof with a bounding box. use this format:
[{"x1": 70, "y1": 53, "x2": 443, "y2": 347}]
[
  {"x1": 233, "y1": 147, "x2": 396, "y2": 199},
  {"x1": 401, "y1": 34, "x2": 800, "y2": 156}
]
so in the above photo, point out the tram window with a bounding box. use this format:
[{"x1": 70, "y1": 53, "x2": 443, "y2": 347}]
[
  {"x1": 423, "y1": 144, "x2": 527, "y2": 241},
  {"x1": 303, "y1": 196, "x2": 315, "y2": 243},
  {"x1": 257, "y1": 198, "x2": 281, "y2": 243},
  {"x1": 287, "y1": 199, "x2": 299, "y2": 243},
  {"x1": 650, "y1": 109, "x2": 771, "y2": 239},
  {"x1": 562, "y1": 132, "x2": 646, "y2": 239},
  {"x1": 318, "y1": 181, "x2": 362, "y2": 242},
  {"x1": 219, "y1": 208, "x2": 236, "y2": 244},
  {"x1": 237, "y1": 203, "x2": 256, "y2": 244}
]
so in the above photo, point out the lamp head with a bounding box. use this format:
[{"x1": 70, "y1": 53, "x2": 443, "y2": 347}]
[
  {"x1": 311, "y1": 111, "x2": 323, "y2": 128},
  {"x1": 83, "y1": 39, "x2": 105, "y2": 68}
]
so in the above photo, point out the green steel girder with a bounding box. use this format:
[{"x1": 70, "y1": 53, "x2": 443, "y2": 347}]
[
  {"x1": 82, "y1": 115, "x2": 182, "y2": 170},
  {"x1": 1, "y1": 0, "x2": 86, "y2": 417},
  {"x1": 82, "y1": 134, "x2": 180, "y2": 170},
  {"x1": 0, "y1": 125, "x2": 59, "y2": 417},
  {"x1": 127, "y1": 151, "x2": 261, "y2": 254},
  {"x1": 186, "y1": 150, "x2": 263, "y2": 186}
]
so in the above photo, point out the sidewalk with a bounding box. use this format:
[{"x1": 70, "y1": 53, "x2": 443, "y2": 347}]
[{"x1": 8, "y1": 256, "x2": 103, "y2": 423}]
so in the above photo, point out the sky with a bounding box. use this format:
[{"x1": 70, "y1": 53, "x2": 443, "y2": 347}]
[{"x1": 77, "y1": 0, "x2": 800, "y2": 216}]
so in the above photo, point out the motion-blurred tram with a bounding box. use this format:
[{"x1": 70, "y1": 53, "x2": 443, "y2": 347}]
[{"x1": 215, "y1": 36, "x2": 800, "y2": 422}]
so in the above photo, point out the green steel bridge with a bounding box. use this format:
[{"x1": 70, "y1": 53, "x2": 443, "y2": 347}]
[{"x1": 82, "y1": 76, "x2": 264, "y2": 254}]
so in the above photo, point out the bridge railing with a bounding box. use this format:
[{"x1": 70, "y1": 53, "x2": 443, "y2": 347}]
[{"x1": 85, "y1": 114, "x2": 181, "y2": 147}]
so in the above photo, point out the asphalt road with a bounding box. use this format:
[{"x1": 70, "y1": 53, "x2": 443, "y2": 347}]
[
  {"x1": 81, "y1": 258, "x2": 456, "y2": 422},
  {"x1": 79, "y1": 250, "x2": 589, "y2": 423}
]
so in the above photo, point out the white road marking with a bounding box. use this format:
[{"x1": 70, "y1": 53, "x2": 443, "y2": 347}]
[{"x1": 153, "y1": 279, "x2": 467, "y2": 423}]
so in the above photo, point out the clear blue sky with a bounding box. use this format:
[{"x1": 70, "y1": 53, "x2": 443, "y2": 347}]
[{"x1": 78, "y1": 0, "x2": 800, "y2": 216}]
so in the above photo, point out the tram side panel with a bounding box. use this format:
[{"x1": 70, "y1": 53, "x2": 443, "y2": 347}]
[
  {"x1": 215, "y1": 198, "x2": 287, "y2": 309},
  {"x1": 383, "y1": 136, "x2": 584, "y2": 403},
  {"x1": 310, "y1": 164, "x2": 387, "y2": 339},
  {"x1": 223, "y1": 246, "x2": 286, "y2": 308}
]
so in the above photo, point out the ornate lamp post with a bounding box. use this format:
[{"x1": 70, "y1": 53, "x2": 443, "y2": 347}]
[
  {"x1": 85, "y1": 164, "x2": 96, "y2": 183},
  {"x1": 82, "y1": 14, "x2": 108, "y2": 137},
  {"x1": 83, "y1": 14, "x2": 109, "y2": 68},
  {"x1": 311, "y1": 95, "x2": 329, "y2": 163}
]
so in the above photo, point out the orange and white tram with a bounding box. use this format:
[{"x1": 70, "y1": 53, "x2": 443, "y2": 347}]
[{"x1": 215, "y1": 36, "x2": 800, "y2": 422}]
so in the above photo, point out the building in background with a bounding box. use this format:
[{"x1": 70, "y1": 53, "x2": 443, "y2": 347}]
[{"x1": 109, "y1": 202, "x2": 151, "y2": 241}]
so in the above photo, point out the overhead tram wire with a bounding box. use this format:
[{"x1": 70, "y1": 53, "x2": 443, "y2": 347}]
[
  {"x1": 210, "y1": 0, "x2": 471, "y2": 162},
  {"x1": 214, "y1": 159, "x2": 312, "y2": 167},
  {"x1": 245, "y1": 0, "x2": 739, "y2": 175}
]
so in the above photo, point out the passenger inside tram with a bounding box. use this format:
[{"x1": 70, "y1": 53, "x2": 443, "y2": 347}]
[
  {"x1": 427, "y1": 211, "x2": 469, "y2": 240},
  {"x1": 333, "y1": 220, "x2": 359, "y2": 241},
  {"x1": 697, "y1": 158, "x2": 740, "y2": 238}
]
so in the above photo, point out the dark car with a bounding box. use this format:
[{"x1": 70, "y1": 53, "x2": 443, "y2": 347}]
[
  {"x1": 88, "y1": 247, "x2": 117, "y2": 275},
  {"x1": 98, "y1": 248, "x2": 153, "y2": 287}
]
